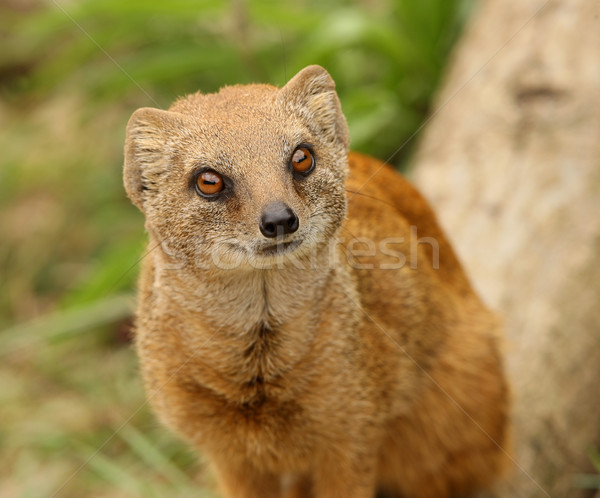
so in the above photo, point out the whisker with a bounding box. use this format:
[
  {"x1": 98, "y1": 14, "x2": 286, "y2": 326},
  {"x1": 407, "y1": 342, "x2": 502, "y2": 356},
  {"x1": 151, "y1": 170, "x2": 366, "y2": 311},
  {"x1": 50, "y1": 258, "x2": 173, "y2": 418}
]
[
  {"x1": 105, "y1": 239, "x2": 163, "y2": 295},
  {"x1": 344, "y1": 189, "x2": 397, "y2": 210},
  {"x1": 338, "y1": 223, "x2": 361, "y2": 241}
]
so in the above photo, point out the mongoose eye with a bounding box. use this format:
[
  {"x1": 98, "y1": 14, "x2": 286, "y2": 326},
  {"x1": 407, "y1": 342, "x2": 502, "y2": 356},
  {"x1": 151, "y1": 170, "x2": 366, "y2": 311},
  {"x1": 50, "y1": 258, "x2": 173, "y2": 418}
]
[
  {"x1": 291, "y1": 146, "x2": 315, "y2": 175},
  {"x1": 196, "y1": 170, "x2": 224, "y2": 197}
]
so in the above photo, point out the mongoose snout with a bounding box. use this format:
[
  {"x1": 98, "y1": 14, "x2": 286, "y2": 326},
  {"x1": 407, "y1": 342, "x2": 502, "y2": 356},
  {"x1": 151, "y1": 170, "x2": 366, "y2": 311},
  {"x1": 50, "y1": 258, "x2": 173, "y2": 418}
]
[{"x1": 259, "y1": 201, "x2": 299, "y2": 238}]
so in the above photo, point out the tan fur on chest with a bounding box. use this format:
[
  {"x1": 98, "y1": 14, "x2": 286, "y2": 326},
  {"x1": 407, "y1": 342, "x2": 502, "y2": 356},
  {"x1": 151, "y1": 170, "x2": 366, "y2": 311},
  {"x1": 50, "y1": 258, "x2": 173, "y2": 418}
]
[{"x1": 125, "y1": 66, "x2": 510, "y2": 498}]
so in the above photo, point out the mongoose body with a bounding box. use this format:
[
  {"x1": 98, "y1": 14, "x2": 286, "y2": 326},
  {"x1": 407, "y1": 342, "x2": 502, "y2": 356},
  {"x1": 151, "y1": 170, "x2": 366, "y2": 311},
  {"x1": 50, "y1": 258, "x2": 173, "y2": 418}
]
[{"x1": 124, "y1": 66, "x2": 509, "y2": 498}]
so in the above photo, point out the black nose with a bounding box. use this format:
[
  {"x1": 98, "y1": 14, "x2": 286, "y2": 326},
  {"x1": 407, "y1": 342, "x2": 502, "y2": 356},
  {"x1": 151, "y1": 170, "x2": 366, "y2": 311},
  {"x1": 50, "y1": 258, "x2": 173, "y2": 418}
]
[{"x1": 259, "y1": 202, "x2": 299, "y2": 238}]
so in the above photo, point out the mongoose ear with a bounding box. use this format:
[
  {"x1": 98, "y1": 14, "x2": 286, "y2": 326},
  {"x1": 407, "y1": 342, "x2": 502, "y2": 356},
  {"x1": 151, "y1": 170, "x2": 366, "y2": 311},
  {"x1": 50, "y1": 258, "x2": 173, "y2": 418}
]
[
  {"x1": 124, "y1": 107, "x2": 187, "y2": 211},
  {"x1": 279, "y1": 65, "x2": 349, "y2": 151}
]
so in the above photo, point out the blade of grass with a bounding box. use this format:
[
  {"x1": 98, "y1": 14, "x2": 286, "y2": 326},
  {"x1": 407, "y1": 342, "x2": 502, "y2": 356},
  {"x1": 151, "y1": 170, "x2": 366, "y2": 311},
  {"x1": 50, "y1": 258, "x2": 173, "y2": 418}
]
[
  {"x1": 0, "y1": 293, "x2": 134, "y2": 357},
  {"x1": 75, "y1": 443, "x2": 159, "y2": 497},
  {"x1": 573, "y1": 474, "x2": 600, "y2": 489},
  {"x1": 590, "y1": 446, "x2": 600, "y2": 473},
  {"x1": 118, "y1": 425, "x2": 196, "y2": 491}
]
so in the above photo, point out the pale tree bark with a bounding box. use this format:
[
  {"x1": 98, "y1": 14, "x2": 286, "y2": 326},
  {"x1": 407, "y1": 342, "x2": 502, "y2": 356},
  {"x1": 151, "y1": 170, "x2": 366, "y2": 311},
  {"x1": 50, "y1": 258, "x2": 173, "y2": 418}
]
[{"x1": 410, "y1": 0, "x2": 600, "y2": 496}]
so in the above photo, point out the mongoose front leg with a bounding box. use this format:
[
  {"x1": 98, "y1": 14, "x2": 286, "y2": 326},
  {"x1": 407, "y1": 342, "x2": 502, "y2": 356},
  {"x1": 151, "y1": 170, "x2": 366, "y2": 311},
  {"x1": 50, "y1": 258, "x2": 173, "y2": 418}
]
[
  {"x1": 310, "y1": 451, "x2": 378, "y2": 498},
  {"x1": 212, "y1": 457, "x2": 281, "y2": 498},
  {"x1": 281, "y1": 474, "x2": 311, "y2": 498}
]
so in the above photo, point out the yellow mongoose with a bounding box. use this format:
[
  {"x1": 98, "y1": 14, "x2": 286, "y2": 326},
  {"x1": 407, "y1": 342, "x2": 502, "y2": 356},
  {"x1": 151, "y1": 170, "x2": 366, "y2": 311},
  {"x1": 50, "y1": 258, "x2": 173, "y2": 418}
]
[{"x1": 124, "y1": 65, "x2": 509, "y2": 498}]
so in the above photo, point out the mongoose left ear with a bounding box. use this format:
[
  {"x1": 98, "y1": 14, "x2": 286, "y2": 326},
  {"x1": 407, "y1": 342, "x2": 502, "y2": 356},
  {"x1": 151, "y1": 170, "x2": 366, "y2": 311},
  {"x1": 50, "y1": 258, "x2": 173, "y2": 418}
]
[
  {"x1": 124, "y1": 107, "x2": 190, "y2": 211},
  {"x1": 278, "y1": 65, "x2": 349, "y2": 151}
]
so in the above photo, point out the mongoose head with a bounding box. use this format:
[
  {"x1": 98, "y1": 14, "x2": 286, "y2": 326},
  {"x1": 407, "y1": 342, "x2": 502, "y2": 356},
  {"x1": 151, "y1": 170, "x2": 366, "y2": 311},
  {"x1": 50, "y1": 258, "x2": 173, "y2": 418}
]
[{"x1": 124, "y1": 65, "x2": 349, "y2": 270}]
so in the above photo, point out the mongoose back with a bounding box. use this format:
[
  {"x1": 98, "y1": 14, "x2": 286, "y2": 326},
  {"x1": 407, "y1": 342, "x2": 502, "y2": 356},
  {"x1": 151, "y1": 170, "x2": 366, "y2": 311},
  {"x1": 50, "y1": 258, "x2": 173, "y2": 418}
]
[{"x1": 124, "y1": 65, "x2": 510, "y2": 498}]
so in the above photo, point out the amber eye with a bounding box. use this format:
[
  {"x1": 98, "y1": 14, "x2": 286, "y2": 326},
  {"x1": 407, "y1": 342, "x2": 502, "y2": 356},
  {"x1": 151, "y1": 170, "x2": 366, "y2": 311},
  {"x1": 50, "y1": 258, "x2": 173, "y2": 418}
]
[
  {"x1": 291, "y1": 146, "x2": 314, "y2": 175},
  {"x1": 196, "y1": 170, "x2": 224, "y2": 196}
]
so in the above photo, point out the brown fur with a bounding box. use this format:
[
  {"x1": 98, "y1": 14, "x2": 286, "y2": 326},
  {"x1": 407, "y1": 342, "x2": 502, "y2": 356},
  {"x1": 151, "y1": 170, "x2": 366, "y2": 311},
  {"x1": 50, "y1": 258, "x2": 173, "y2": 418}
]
[{"x1": 123, "y1": 65, "x2": 510, "y2": 498}]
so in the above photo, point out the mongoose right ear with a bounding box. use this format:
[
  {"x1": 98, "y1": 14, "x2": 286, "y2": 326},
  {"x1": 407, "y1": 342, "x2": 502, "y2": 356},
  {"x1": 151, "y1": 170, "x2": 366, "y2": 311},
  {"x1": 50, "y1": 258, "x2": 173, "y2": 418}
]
[
  {"x1": 278, "y1": 65, "x2": 349, "y2": 151},
  {"x1": 123, "y1": 107, "x2": 188, "y2": 211}
]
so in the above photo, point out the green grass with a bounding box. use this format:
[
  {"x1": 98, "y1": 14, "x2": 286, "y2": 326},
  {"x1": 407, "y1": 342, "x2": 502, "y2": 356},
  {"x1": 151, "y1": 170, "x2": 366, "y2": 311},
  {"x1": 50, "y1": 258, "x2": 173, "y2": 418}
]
[{"x1": 0, "y1": 0, "x2": 473, "y2": 495}]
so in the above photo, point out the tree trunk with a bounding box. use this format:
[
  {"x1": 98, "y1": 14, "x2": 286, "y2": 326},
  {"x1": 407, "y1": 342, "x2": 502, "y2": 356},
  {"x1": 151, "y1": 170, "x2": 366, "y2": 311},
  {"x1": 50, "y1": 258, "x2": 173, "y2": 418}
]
[{"x1": 410, "y1": 0, "x2": 600, "y2": 496}]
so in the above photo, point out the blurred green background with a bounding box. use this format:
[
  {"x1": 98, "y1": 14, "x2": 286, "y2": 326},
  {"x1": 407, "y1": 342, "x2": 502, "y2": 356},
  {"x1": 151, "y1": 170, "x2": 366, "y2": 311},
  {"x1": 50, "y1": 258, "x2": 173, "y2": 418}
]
[{"x1": 0, "y1": 0, "x2": 474, "y2": 496}]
